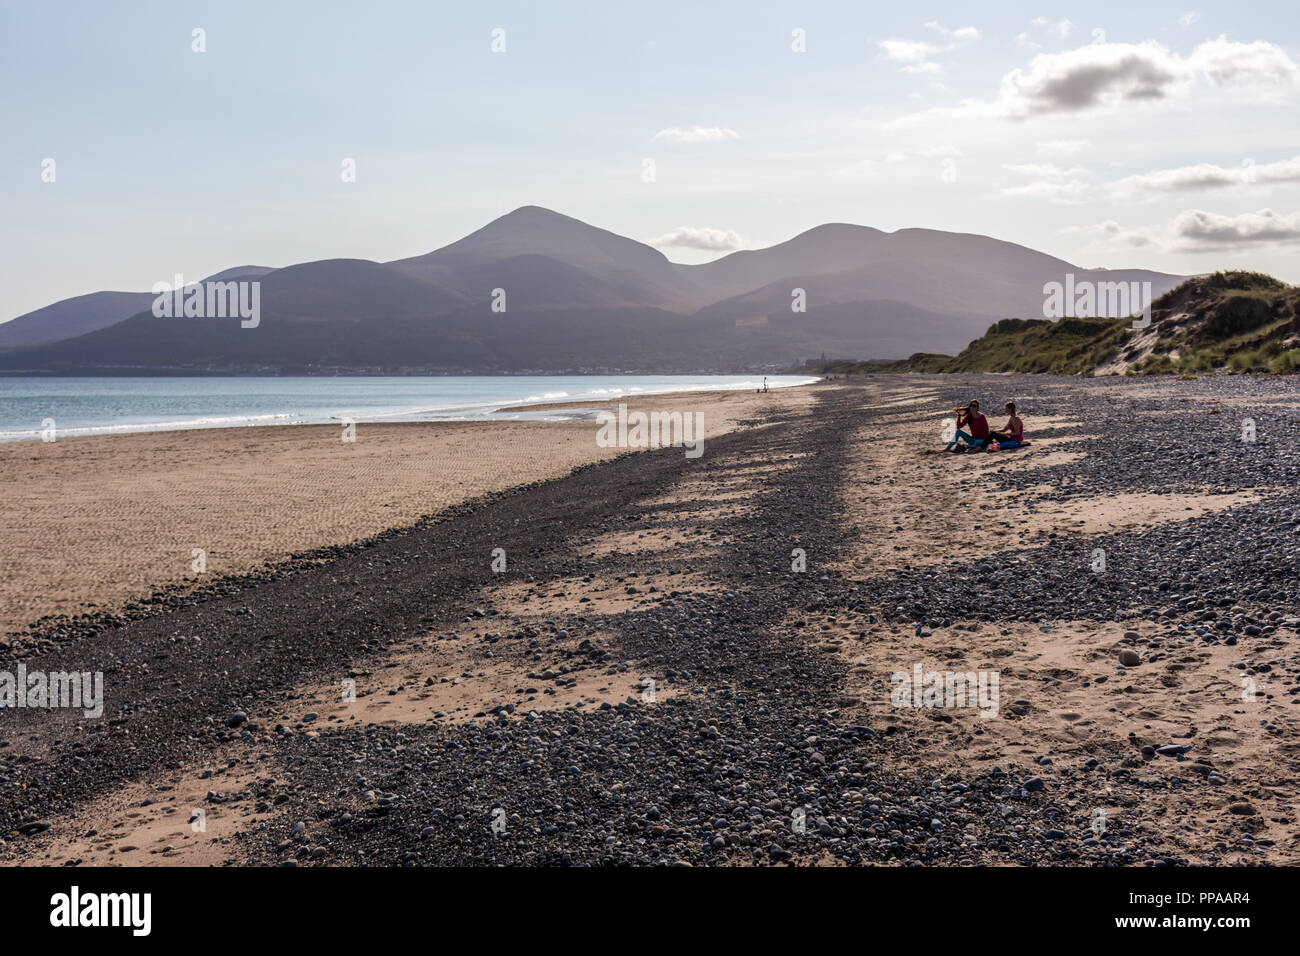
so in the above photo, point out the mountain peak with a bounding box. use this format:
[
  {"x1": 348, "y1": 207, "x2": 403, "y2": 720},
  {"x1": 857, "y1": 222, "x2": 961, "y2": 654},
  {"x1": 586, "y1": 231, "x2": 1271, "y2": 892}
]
[
  {"x1": 789, "y1": 222, "x2": 886, "y2": 241},
  {"x1": 475, "y1": 205, "x2": 600, "y2": 237},
  {"x1": 201, "y1": 265, "x2": 277, "y2": 283},
  {"x1": 389, "y1": 205, "x2": 688, "y2": 308},
  {"x1": 500, "y1": 204, "x2": 566, "y2": 219}
]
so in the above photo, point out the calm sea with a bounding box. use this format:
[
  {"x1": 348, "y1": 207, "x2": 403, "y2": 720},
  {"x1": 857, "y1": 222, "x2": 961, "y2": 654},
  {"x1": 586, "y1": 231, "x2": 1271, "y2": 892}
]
[{"x1": 0, "y1": 375, "x2": 817, "y2": 442}]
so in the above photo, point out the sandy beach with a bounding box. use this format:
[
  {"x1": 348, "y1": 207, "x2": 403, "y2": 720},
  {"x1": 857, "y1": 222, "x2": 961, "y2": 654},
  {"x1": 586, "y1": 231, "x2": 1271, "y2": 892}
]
[
  {"x1": 2, "y1": 375, "x2": 1298, "y2": 867},
  {"x1": 0, "y1": 385, "x2": 814, "y2": 641}
]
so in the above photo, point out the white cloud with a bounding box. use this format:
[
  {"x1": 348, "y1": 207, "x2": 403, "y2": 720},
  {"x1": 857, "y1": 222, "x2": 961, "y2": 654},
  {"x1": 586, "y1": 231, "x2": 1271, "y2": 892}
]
[
  {"x1": 889, "y1": 37, "x2": 1297, "y2": 126},
  {"x1": 1110, "y1": 156, "x2": 1300, "y2": 196},
  {"x1": 1001, "y1": 179, "x2": 1093, "y2": 204},
  {"x1": 1000, "y1": 158, "x2": 1097, "y2": 205},
  {"x1": 1191, "y1": 35, "x2": 1297, "y2": 84},
  {"x1": 917, "y1": 144, "x2": 964, "y2": 158},
  {"x1": 1018, "y1": 18, "x2": 1074, "y2": 48},
  {"x1": 885, "y1": 145, "x2": 963, "y2": 163},
  {"x1": 1179, "y1": 11, "x2": 1200, "y2": 29},
  {"x1": 880, "y1": 39, "x2": 940, "y2": 63},
  {"x1": 1069, "y1": 207, "x2": 1300, "y2": 253},
  {"x1": 647, "y1": 227, "x2": 744, "y2": 251},
  {"x1": 1036, "y1": 138, "x2": 1090, "y2": 155},
  {"x1": 882, "y1": 25, "x2": 979, "y2": 76},
  {"x1": 1005, "y1": 162, "x2": 1088, "y2": 178},
  {"x1": 999, "y1": 43, "x2": 1184, "y2": 117},
  {"x1": 1066, "y1": 219, "x2": 1162, "y2": 250},
  {"x1": 833, "y1": 146, "x2": 963, "y2": 179},
  {"x1": 652, "y1": 126, "x2": 739, "y2": 144},
  {"x1": 1173, "y1": 208, "x2": 1300, "y2": 248},
  {"x1": 924, "y1": 21, "x2": 980, "y2": 41}
]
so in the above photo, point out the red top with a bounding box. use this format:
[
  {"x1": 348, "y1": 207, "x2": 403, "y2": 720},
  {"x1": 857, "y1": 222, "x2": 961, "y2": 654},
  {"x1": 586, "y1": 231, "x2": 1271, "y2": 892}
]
[
  {"x1": 964, "y1": 412, "x2": 989, "y2": 439},
  {"x1": 1006, "y1": 418, "x2": 1023, "y2": 442}
]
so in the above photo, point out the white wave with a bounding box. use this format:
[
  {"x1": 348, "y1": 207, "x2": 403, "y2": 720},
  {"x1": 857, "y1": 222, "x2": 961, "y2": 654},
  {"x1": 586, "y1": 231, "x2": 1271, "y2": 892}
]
[{"x1": 0, "y1": 375, "x2": 822, "y2": 442}]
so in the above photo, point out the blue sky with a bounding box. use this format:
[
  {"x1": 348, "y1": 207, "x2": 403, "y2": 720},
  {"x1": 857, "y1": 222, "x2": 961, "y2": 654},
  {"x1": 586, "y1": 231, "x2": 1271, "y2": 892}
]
[{"x1": 3, "y1": 0, "x2": 1299, "y2": 318}]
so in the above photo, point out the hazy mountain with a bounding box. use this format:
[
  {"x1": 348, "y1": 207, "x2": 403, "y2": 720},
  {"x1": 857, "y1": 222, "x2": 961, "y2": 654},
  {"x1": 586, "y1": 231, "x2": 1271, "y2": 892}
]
[
  {"x1": 744, "y1": 299, "x2": 995, "y2": 359},
  {"x1": 694, "y1": 227, "x2": 1184, "y2": 344},
  {"x1": 200, "y1": 265, "x2": 278, "y2": 283},
  {"x1": 0, "y1": 207, "x2": 1190, "y2": 372},
  {"x1": 677, "y1": 223, "x2": 891, "y2": 300},
  {"x1": 255, "y1": 258, "x2": 465, "y2": 318},
  {"x1": 0, "y1": 266, "x2": 276, "y2": 350},
  {"x1": 0, "y1": 291, "x2": 157, "y2": 349},
  {"x1": 389, "y1": 206, "x2": 702, "y2": 310}
]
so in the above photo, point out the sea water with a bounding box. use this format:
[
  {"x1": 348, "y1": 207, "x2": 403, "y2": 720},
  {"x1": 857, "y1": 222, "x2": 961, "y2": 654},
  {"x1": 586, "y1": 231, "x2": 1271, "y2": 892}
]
[{"x1": 0, "y1": 375, "x2": 817, "y2": 442}]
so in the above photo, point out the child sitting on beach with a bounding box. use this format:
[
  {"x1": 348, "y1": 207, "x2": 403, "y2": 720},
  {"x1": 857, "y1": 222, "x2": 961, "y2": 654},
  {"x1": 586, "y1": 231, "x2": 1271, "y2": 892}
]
[
  {"x1": 986, "y1": 401, "x2": 1024, "y2": 450},
  {"x1": 946, "y1": 399, "x2": 990, "y2": 451}
]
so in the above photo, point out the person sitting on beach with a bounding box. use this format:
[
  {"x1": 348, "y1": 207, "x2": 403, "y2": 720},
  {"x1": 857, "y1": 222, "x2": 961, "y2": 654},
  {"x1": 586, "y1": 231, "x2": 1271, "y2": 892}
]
[
  {"x1": 946, "y1": 399, "x2": 990, "y2": 451},
  {"x1": 986, "y1": 401, "x2": 1024, "y2": 450}
]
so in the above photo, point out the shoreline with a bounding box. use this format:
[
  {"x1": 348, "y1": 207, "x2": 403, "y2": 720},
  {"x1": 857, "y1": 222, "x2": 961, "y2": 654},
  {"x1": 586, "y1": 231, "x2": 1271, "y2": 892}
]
[
  {"x1": 494, "y1": 378, "x2": 820, "y2": 414},
  {"x1": 0, "y1": 375, "x2": 820, "y2": 444},
  {"x1": 0, "y1": 384, "x2": 819, "y2": 639}
]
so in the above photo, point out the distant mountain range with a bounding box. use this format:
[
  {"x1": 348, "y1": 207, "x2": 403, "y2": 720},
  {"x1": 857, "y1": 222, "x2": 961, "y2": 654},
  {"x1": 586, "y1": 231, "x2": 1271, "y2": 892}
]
[
  {"x1": 0, "y1": 206, "x2": 1188, "y2": 373},
  {"x1": 0, "y1": 266, "x2": 275, "y2": 350}
]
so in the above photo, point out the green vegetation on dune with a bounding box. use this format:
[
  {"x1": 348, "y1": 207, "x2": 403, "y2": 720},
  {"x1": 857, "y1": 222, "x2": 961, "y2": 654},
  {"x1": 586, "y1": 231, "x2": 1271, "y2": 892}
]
[
  {"x1": 888, "y1": 352, "x2": 953, "y2": 374},
  {"x1": 1146, "y1": 272, "x2": 1299, "y2": 375},
  {"x1": 803, "y1": 271, "x2": 1300, "y2": 376},
  {"x1": 932, "y1": 316, "x2": 1128, "y2": 374},
  {"x1": 806, "y1": 315, "x2": 1127, "y2": 375}
]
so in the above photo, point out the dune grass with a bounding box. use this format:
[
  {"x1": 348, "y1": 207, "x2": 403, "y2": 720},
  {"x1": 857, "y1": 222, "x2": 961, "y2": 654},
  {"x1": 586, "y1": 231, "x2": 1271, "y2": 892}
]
[{"x1": 809, "y1": 271, "x2": 1300, "y2": 376}]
